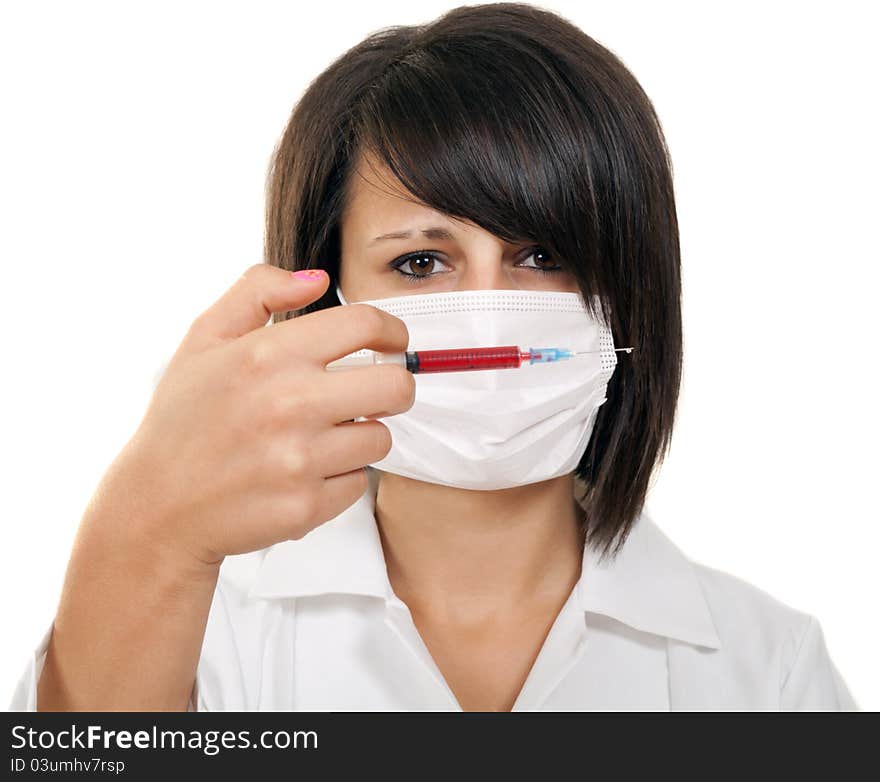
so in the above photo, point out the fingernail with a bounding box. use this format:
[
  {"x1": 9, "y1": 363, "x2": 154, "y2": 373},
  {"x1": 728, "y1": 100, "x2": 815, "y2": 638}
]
[{"x1": 292, "y1": 269, "x2": 327, "y2": 281}]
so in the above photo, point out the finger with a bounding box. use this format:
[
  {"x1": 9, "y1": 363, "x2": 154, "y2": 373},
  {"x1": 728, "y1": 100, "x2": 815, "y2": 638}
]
[
  {"x1": 298, "y1": 362, "x2": 416, "y2": 425},
  {"x1": 309, "y1": 419, "x2": 392, "y2": 478},
  {"x1": 184, "y1": 263, "x2": 329, "y2": 352},
  {"x1": 252, "y1": 301, "x2": 410, "y2": 366}
]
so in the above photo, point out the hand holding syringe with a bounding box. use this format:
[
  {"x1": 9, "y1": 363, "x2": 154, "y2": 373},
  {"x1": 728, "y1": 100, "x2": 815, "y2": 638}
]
[{"x1": 326, "y1": 345, "x2": 635, "y2": 374}]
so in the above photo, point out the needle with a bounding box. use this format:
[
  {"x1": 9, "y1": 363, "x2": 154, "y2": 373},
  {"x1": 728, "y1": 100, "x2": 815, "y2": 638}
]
[{"x1": 573, "y1": 347, "x2": 635, "y2": 354}]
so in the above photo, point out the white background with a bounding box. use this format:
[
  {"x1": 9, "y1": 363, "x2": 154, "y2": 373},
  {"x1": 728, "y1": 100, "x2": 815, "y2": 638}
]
[{"x1": 1, "y1": 0, "x2": 877, "y2": 710}]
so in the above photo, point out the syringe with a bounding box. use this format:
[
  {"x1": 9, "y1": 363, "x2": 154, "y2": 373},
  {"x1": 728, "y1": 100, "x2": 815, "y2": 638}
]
[{"x1": 325, "y1": 345, "x2": 635, "y2": 374}]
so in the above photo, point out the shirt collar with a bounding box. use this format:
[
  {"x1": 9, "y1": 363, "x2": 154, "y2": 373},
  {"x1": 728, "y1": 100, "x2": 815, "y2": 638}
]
[{"x1": 247, "y1": 469, "x2": 722, "y2": 650}]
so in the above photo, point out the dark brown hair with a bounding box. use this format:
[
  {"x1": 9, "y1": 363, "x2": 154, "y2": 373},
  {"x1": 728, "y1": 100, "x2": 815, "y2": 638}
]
[{"x1": 264, "y1": 2, "x2": 682, "y2": 561}]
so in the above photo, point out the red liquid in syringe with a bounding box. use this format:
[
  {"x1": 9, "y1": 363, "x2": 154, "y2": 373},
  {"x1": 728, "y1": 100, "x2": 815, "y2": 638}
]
[{"x1": 405, "y1": 346, "x2": 570, "y2": 373}]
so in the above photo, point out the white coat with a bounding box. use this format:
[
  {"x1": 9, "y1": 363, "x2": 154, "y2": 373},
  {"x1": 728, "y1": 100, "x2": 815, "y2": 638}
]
[{"x1": 10, "y1": 470, "x2": 858, "y2": 711}]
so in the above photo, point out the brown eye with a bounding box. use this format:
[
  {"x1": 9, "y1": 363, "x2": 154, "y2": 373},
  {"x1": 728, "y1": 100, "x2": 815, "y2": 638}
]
[
  {"x1": 407, "y1": 254, "x2": 436, "y2": 276},
  {"x1": 519, "y1": 247, "x2": 564, "y2": 273},
  {"x1": 390, "y1": 251, "x2": 451, "y2": 282},
  {"x1": 534, "y1": 248, "x2": 555, "y2": 269}
]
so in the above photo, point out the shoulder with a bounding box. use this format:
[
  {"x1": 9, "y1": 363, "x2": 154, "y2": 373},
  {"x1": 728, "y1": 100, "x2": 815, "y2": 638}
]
[
  {"x1": 690, "y1": 559, "x2": 811, "y2": 651},
  {"x1": 686, "y1": 559, "x2": 858, "y2": 710}
]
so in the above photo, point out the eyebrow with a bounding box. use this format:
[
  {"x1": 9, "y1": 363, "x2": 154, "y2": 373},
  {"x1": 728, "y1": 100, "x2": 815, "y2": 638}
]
[{"x1": 369, "y1": 226, "x2": 456, "y2": 246}]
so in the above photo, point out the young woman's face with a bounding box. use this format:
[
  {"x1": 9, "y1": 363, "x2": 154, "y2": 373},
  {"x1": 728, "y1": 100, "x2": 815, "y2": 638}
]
[{"x1": 338, "y1": 151, "x2": 581, "y2": 303}]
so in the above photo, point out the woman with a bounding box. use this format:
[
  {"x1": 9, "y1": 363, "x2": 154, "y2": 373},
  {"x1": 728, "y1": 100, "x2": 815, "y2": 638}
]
[{"x1": 12, "y1": 2, "x2": 857, "y2": 711}]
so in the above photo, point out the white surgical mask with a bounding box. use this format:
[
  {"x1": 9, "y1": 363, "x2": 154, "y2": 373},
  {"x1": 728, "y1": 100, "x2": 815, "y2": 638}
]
[{"x1": 334, "y1": 285, "x2": 618, "y2": 490}]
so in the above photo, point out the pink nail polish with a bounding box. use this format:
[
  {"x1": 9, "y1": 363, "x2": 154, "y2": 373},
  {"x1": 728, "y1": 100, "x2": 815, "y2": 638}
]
[{"x1": 292, "y1": 269, "x2": 326, "y2": 280}]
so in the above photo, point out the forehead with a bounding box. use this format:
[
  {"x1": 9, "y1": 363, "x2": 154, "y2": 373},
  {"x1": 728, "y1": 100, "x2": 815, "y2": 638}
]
[{"x1": 343, "y1": 149, "x2": 461, "y2": 237}]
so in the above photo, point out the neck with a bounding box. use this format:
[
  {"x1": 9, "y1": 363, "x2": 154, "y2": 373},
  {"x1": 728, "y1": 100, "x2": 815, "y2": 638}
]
[{"x1": 373, "y1": 470, "x2": 585, "y2": 624}]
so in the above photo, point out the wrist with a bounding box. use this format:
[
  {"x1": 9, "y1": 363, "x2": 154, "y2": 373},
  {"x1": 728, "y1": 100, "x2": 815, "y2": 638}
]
[{"x1": 82, "y1": 439, "x2": 224, "y2": 583}]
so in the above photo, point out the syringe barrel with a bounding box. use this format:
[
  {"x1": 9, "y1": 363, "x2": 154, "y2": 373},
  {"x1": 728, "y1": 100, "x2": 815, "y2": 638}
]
[{"x1": 408, "y1": 345, "x2": 522, "y2": 374}]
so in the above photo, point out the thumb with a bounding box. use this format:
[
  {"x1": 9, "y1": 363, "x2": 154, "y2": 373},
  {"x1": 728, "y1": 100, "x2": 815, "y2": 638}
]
[{"x1": 184, "y1": 263, "x2": 329, "y2": 352}]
